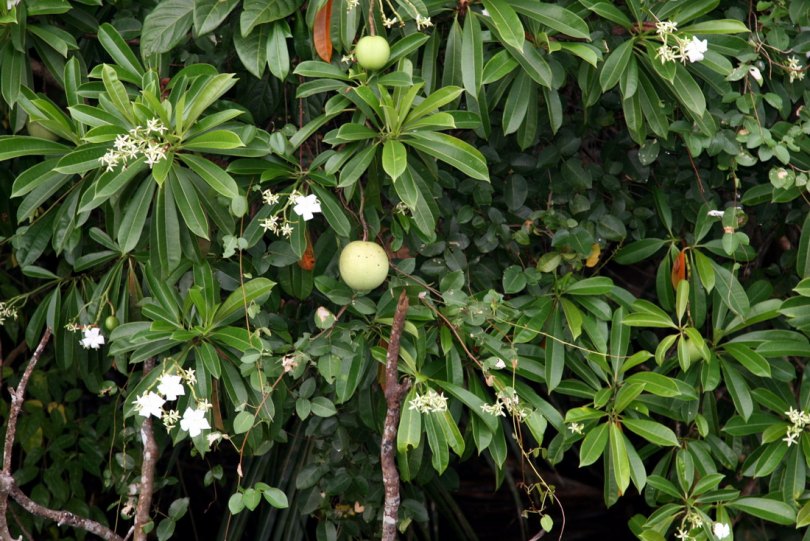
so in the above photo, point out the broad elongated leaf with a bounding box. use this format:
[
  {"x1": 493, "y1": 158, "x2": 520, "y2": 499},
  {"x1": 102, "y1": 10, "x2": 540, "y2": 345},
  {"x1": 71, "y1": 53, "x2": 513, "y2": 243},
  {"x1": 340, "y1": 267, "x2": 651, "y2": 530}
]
[
  {"x1": 482, "y1": 0, "x2": 525, "y2": 50},
  {"x1": 404, "y1": 131, "x2": 489, "y2": 181},
  {"x1": 141, "y1": 0, "x2": 194, "y2": 56}
]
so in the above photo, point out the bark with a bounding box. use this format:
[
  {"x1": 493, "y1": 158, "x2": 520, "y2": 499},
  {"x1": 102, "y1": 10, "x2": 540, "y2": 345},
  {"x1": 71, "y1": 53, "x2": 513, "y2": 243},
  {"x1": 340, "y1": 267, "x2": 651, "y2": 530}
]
[
  {"x1": 133, "y1": 358, "x2": 158, "y2": 541},
  {"x1": 380, "y1": 291, "x2": 410, "y2": 541}
]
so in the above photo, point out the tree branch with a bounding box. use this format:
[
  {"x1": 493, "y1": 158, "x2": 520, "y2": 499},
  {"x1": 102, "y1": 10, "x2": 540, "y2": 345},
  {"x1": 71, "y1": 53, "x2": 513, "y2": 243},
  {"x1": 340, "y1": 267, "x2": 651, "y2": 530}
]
[
  {"x1": 133, "y1": 358, "x2": 157, "y2": 541},
  {"x1": 380, "y1": 290, "x2": 410, "y2": 541},
  {"x1": 0, "y1": 329, "x2": 123, "y2": 541}
]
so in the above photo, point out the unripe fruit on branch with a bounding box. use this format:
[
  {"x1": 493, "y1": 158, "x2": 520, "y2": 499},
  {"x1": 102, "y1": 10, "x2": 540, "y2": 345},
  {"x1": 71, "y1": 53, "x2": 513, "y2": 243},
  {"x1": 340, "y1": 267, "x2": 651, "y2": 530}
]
[{"x1": 339, "y1": 241, "x2": 389, "y2": 291}]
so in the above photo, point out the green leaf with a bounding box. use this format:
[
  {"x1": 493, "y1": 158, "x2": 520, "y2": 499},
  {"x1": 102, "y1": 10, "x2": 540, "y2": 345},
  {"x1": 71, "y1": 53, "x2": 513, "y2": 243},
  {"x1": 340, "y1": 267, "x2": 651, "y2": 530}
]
[
  {"x1": 309, "y1": 183, "x2": 351, "y2": 238},
  {"x1": 462, "y1": 12, "x2": 483, "y2": 98},
  {"x1": 404, "y1": 131, "x2": 489, "y2": 181},
  {"x1": 182, "y1": 73, "x2": 238, "y2": 128},
  {"x1": 482, "y1": 0, "x2": 524, "y2": 50},
  {"x1": 545, "y1": 311, "x2": 565, "y2": 392},
  {"x1": 193, "y1": 0, "x2": 240, "y2": 36},
  {"x1": 0, "y1": 136, "x2": 70, "y2": 161},
  {"x1": 98, "y1": 23, "x2": 144, "y2": 79},
  {"x1": 680, "y1": 20, "x2": 749, "y2": 34},
  {"x1": 723, "y1": 342, "x2": 770, "y2": 377},
  {"x1": 234, "y1": 23, "x2": 269, "y2": 78},
  {"x1": 580, "y1": 0, "x2": 633, "y2": 28},
  {"x1": 622, "y1": 418, "x2": 679, "y2": 447},
  {"x1": 721, "y1": 360, "x2": 753, "y2": 421},
  {"x1": 609, "y1": 422, "x2": 631, "y2": 496},
  {"x1": 670, "y1": 63, "x2": 706, "y2": 117},
  {"x1": 263, "y1": 487, "x2": 289, "y2": 509},
  {"x1": 183, "y1": 130, "x2": 245, "y2": 150},
  {"x1": 398, "y1": 387, "x2": 422, "y2": 453},
  {"x1": 712, "y1": 262, "x2": 750, "y2": 316},
  {"x1": 180, "y1": 154, "x2": 239, "y2": 198},
  {"x1": 117, "y1": 179, "x2": 156, "y2": 253},
  {"x1": 405, "y1": 85, "x2": 463, "y2": 124},
  {"x1": 424, "y1": 412, "x2": 449, "y2": 474},
  {"x1": 337, "y1": 145, "x2": 377, "y2": 188},
  {"x1": 233, "y1": 411, "x2": 255, "y2": 434},
  {"x1": 228, "y1": 493, "x2": 244, "y2": 514},
  {"x1": 382, "y1": 140, "x2": 407, "y2": 181},
  {"x1": 579, "y1": 422, "x2": 609, "y2": 466},
  {"x1": 214, "y1": 278, "x2": 275, "y2": 324},
  {"x1": 54, "y1": 145, "x2": 108, "y2": 174},
  {"x1": 510, "y1": 0, "x2": 590, "y2": 39},
  {"x1": 241, "y1": 0, "x2": 303, "y2": 36},
  {"x1": 267, "y1": 21, "x2": 291, "y2": 81},
  {"x1": 141, "y1": 0, "x2": 194, "y2": 56},
  {"x1": 600, "y1": 39, "x2": 634, "y2": 92},
  {"x1": 728, "y1": 498, "x2": 796, "y2": 526}
]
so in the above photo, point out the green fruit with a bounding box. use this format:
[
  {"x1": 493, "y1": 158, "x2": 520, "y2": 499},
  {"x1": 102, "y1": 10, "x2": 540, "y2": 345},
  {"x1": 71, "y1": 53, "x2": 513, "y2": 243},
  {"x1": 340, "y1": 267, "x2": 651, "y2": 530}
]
[
  {"x1": 355, "y1": 35, "x2": 390, "y2": 70},
  {"x1": 104, "y1": 316, "x2": 120, "y2": 331},
  {"x1": 26, "y1": 120, "x2": 59, "y2": 141},
  {"x1": 339, "y1": 241, "x2": 389, "y2": 291}
]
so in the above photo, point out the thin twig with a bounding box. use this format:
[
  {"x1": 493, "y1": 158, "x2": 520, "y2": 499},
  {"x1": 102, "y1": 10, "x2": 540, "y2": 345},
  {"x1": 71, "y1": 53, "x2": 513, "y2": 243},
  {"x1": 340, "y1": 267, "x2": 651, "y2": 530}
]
[
  {"x1": 380, "y1": 291, "x2": 410, "y2": 540},
  {"x1": 0, "y1": 329, "x2": 124, "y2": 541},
  {"x1": 133, "y1": 358, "x2": 157, "y2": 541}
]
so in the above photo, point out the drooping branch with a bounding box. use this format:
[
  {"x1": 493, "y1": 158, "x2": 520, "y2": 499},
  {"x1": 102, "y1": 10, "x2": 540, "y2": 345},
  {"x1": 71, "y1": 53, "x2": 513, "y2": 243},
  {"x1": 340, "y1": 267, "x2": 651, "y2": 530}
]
[
  {"x1": 380, "y1": 290, "x2": 410, "y2": 541},
  {"x1": 0, "y1": 328, "x2": 124, "y2": 541},
  {"x1": 133, "y1": 358, "x2": 158, "y2": 541}
]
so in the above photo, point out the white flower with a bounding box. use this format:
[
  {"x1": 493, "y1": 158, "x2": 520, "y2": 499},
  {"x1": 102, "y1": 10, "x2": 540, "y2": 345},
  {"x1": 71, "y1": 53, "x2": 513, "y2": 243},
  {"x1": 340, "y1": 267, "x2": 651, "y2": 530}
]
[
  {"x1": 345, "y1": 0, "x2": 359, "y2": 10},
  {"x1": 494, "y1": 358, "x2": 506, "y2": 369},
  {"x1": 260, "y1": 215, "x2": 279, "y2": 233},
  {"x1": 146, "y1": 118, "x2": 167, "y2": 135},
  {"x1": 415, "y1": 15, "x2": 433, "y2": 30},
  {"x1": 408, "y1": 389, "x2": 448, "y2": 413},
  {"x1": 80, "y1": 327, "x2": 106, "y2": 350},
  {"x1": 292, "y1": 194, "x2": 322, "y2": 221},
  {"x1": 157, "y1": 374, "x2": 185, "y2": 401},
  {"x1": 656, "y1": 44, "x2": 678, "y2": 64},
  {"x1": 135, "y1": 392, "x2": 166, "y2": 419},
  {"x1": 683, "y1": 36, "x2": 708, "y2": 63},
  {"x1": 262, "y1": 189, "x2": 280, "y2": 205},
  {"x1": 281, "y1": 354, "x2": 298, "y2": 373},
  {"x1": 6, "y1": 0, "x2": 21, "y2": 10},
  {"x1": 280, "y1": 222, "x2": 294, "y2": 238},
  {"x1": 674, "y1": 527, "x2": 691, "y2": 541},
  {"x1": 748, "y1": 66, "x2": 763, "y2": 85},
  {"x1": 383, "y1": 17, "x2": 397, "y2": 28},
  {"x1": 712, "y1": 522, "x2": 730, "y2": 540},
  {"x1": 707, "y1": 209, "x2": 725, "y2": 217},
  {"x1": 180, "y1": 407, "x2": 211, "y2": 437},
  {"x1": 655, "y1": 20, "x2": 678, "y2": 37},
  {"x1": 568, "y1": 422, "x2": 584, "y2": 435},
  {"x1": 481, "y1": 402, "x2": 506, "y2": 416},
  {"x1": 341, "y1": 54, "x2": 355, "y2": 64}
]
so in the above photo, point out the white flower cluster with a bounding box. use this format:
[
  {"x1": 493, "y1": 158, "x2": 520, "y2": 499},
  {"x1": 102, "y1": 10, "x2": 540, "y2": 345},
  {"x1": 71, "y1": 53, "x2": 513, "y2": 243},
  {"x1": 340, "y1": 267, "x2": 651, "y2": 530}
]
[
  {"x1": 787, "y1": 56, "x2": 806, "y2": 83},
  {"x1": 415, "y1": 15, "x2": 433, "y2": 30},
  {"x1": 480, "y1": 387, "x2": 529, "y2": 420},
  {"x1": 655, "y1": 21, "x2": 708, "y2": 64},
  {"x1": 408, "y1": 389, "x2": 448, "y2": 414},
  {"x1": 0, "y1": 301, "x2": 18, "y2": 326},
  {"x1": 98, "y1": 118, "x2": 168, "y2": 172},
  {"x1": 784, "y1": 406, "x2": 809, "y2": 447},
  {"x1": 134, "y1": 369, "x2": 211, "y2": 437},
  {"x1": 258, "y1": 189, "x2": 321, "y2": 238}
]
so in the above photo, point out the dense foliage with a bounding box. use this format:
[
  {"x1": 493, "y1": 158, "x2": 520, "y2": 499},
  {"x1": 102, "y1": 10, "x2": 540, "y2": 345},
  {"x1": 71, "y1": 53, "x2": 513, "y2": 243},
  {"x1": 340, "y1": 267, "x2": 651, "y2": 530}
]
[{"x1": 2, "y1": 0, "x2": 810, "y2": 539}]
